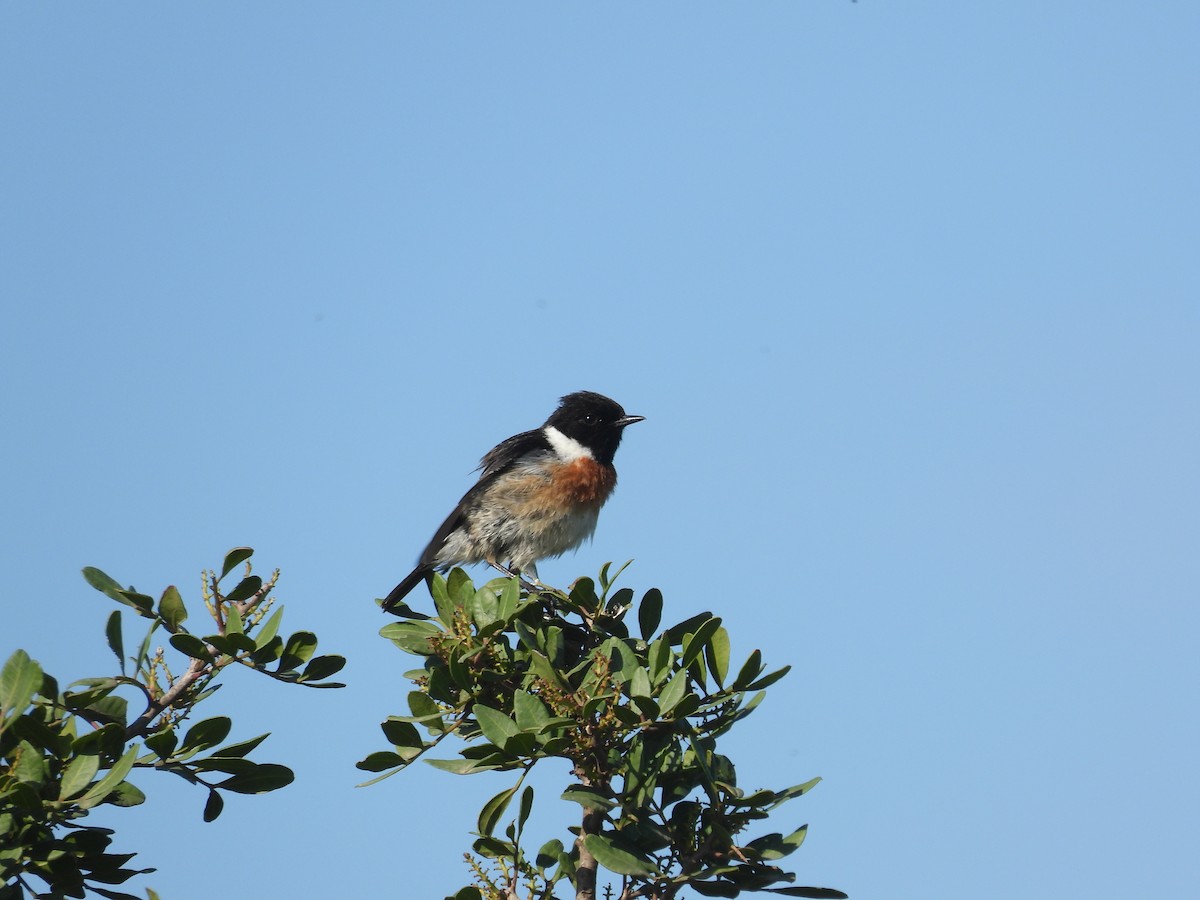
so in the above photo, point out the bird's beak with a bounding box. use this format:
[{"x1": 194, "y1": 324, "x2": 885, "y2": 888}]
[{"x1": 616, "y1": 415, "x2": 645, "y2": 428}]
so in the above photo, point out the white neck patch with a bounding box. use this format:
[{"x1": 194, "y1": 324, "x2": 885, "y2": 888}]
[{"x1": 544, "y1": 425, "x2": 593, "y2": 461}]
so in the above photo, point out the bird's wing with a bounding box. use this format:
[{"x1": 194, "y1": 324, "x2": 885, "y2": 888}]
[
  {"x1": 417, "y1": 429, "x2": 552, "y2": 568},
  {"x1": 478, "y1": 428, "x2": 552, "y2": 478}
]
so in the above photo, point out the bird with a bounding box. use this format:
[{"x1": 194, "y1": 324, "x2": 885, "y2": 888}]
[{"x1": 381, "y1": 391, "x2": 644, "y2": 613}]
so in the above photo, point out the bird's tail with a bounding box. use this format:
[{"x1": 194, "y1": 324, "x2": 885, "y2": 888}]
[{"x1": 381, "y1": 566, "x2": 432, "y2": 614}]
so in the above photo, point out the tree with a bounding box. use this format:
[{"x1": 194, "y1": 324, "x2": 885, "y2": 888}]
[
  {"x1": 2, "y1": 552, "x2": 844, "y2": 899},
  {"x1": 0, "y1": 549, "x2": 344, "y2": 899},
  {"x1": 361, "y1": 566, "x2": 845, "y2": 900}
]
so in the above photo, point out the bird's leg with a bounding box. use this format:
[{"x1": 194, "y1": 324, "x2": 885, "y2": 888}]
[
  {"x1": 488, "y1": 560, "x2": 554, "y2": 596},
  {"x1": 487, "y1": 560, "x2": 541, "y2": 594},
  {"x1": 514, "y1": 564, "x2": 574, "y2": 616},
  {"x1": 522, "y1": 564, "x2": 565, "y2": 599},
  {"x1": 487, "y1": 560, "x2": 519, "y2": 580},
  {"x1": 523, "y1": 562, "x2": 544, "y2": 590}
]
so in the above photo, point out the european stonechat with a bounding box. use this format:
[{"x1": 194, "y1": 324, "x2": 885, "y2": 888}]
[{"x1": 382, "y1": 391, "x2": 643, "y2": 613}]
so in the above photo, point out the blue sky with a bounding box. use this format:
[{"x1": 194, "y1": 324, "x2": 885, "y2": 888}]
[{"x1": 3, "y1": 3, "x2": 1198, "y2": 898}]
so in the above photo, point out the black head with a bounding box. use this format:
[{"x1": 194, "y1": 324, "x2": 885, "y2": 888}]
[{"x1": 544, "y1": 391, "x2": 644, "y2": 465}]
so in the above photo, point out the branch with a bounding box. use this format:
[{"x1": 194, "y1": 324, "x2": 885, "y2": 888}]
[
  {"x1": 575, "y1": 800, "x2": 606, "y2": 900},
  {"x1": 124, "y1": 655, "x2": 209, "y2": 740}
]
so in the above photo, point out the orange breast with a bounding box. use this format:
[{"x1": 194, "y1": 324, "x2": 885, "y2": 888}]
[{"x1": 553, "y1": 457, "x2": 617, "y2": 506}]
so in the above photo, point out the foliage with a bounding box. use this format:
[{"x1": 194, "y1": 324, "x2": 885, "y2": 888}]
[
  {"x1": 362, "y1": 566, "x2": 845, "y2": 900},
  {"x1": 1, "y1": 548, "x2": 344, "y2": 900}
]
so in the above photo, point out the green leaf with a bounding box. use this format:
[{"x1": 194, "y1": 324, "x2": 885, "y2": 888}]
[
  {"x1": 629, "y1": 667, "x2": 652, "y2": 702},
  {"x1": 71, "y1": 721, "x2": 125, "y2": 760},
  {"x1": 1, "y1": 649, "x2": 43, "y2": 725},
  {"x1": 426, "y1": 757, "x2": 498, "y2": 775},
  {"x1": 105, "y1": 780, "x2": 146, "y2": 808},
  {"x1": 439, "y1": 651, "x2": 467, "y2": 691},
  {"x1": 357, "y1": 751, "x2": 405, "y2": 772},
  {"x1": 477, "y1": 784, "x2": 518, "y2": 836},
  {"x1": 513, "y1": 691, "x2": 551, "y2": 732},
  {"x1": 278, "y1": 631, "x2": 318, "y2": 672},
  {"x1": 599, "y1": 559, "x2": 633, "y2": 594},
  {"x1": 449, "y1": 889, "x2": 483, "y2": 900},
  {"x1": 517, "y1": 784, "x2": 534, "y2": 835},
  {"x1": 732, "y1": 649, "x2": 764, "y2": 689},
  {"x1": 447, "y1": 567, "x2": 475, "y2": 609},
  {"x1": 381, "y1": 620, "x2": 442, "y2": 655},
  {"x1": 513, "y1": 619, "x2": 542, "y2": 652},
  {"x1": 746, "y1": 665, "x2": 791, "y2": 691},
  {"x1": 225, "y1": 604, "x2": 244, "y2": 636},
  {"x1": 605, "y1": 587, "x2": 634, "y2": 617},
  {"x1": 496, "y1": 576, "x2": 521, "y2": 620},
  {"x1": 533, "y1": 716, "x2": 576, "y2": 735},
  {"x1": 203, "y1": 789, "x2": 224, "y2": 822},
  {"x1": 299, "y1": 655, "x2": 346, "y2": 683},
  {"x1": 77, "y1": 745, "x2": 139, "y2": 810},
  {"x1": 765, "y1": 889, "x2": 848, "y2": 899},
  {"x1": 474, "y1": 705, "x2": 518, "y2": 748},
  {"x1": 658, "y1": 668, "x2": 689, "y2": 716},
  {"x1": 568, "y1": 577, "x2": 599, "y2": 613},
  {"x1": 681, "y1": 616, "x2": 723, "y2": 668},
  {"x1": 745, "y1": 824, "x2": 808, "y2": 861},
  {"x1": 470, "y1": 584, "x2": 500, "y2": 630},
  {"x1": 225, "y1": 575, "x2": 262, "y2": 604},
  {"x1": 193, "y1": 756, "x2": 266, "y2": 775},
  {"x1": 472, "y1": 835, "x2": 516, "y2": 858},
  {"x1": 766, "y1": 777, "x2": 822, "y2": 808},
  {"x1": 87, "y1": 694, "x2": 129, "y2": 728},
  {"x1": 82, "y1": 566, "x2": 128, "y2": 603},
  {"x1": 428, "y1": 581, "x2": 454, "y2": 629},
  {"x1": 381, "y1": 719, "x2": 423, "y2": 750},
  {"x1": 158, "y1": 585, "x2": 187, "y2": 631},
  {"x1": 638, "y1": 588, "x2": 663, "y2": 640},
  {"x1": 250, "y1": 636, "x2": 283, "y2": 667},
  {"x1": 544, "y1": 626, "x2": 565, "y2": 666},
  {"x1": 210, "y1": 733, "x2": 271, "y2": 759},
  {"x1": 663, "y1": 611, "x2": 715, "y2": 646},
  {"x1": 648, "y1": 638, "x2": 672, "y2": 683},
  {"x1": 119, "y1": 589, "x2": 157, "y2": 617},
  {"x1": 144, "y1": 729, "x2": 177, "y2": 760},
  {"x1": 12, "y1": 739, "x2": 47, "y2": 785},
  {"x1": 203, "y1": 632, "x2": 247, "y2": 656},
  {"x1": 220, "y1": 547, "x2": 254, "y2": 580},
  {"x1": 690, "y1": 882, "x2": 741, "y2": 897},
  {"x1": 706, "y1": 626, "x2": 731, "y2": 688},
  {"x1": 408, "y1": 692, "x2": 446, "y2": 732},
  {"x1": 526, "y1": 650, "x2": 568, "y2": 691},
  {"x1": 609, "y1": 639, "x2": 640, "y2": 684},
  {"x1": 216, "y1": 763, "x2": 294, "y2": 794},
  {"x1": 63, "y1": 678, "x2": 119, "y2": 711},
  {"x1": 104, "y1": 611, "x2": 125, "y2": 672},
  {"x1": 87, "y1": 869, "x2": 154, "y2": 892},
  {"x1": 254, "y1": 607, "x2": 284, "y2": 649},
  {"x1": 168, "y1": 633, "x2": 213, "y2": 661},
  {"x1": 535, "y1": 838, "x2": 564, "y2": 869},
  {"x1": 60, "y1": 752, "x2": 101, "y2": 800},
  {"x1": 133, "y1": 619, "x2": 158, "y2": 672},
  {"x1": 581, "y1": 833, "x2": 659, "y2": 877},
  {"x1": 560, "y1": 785, "x2": 617, "y2": 811},
  {"x1": 426, "y1": 666, "x2": 455, "y2": 704},
  {"x1": 427, "y1": 569, "x2": 450, "y2": 610},
  {"x1": 180, "y1": 717, "x2": 232, "y2": 754},
  {"x1": 3, "y1": 779, "x2": 42, "y2": 816}
]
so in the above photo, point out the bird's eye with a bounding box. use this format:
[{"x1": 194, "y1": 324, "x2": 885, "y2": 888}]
[{"x1": 582, "y1": 414, "x2": 594, "y2": 424}]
